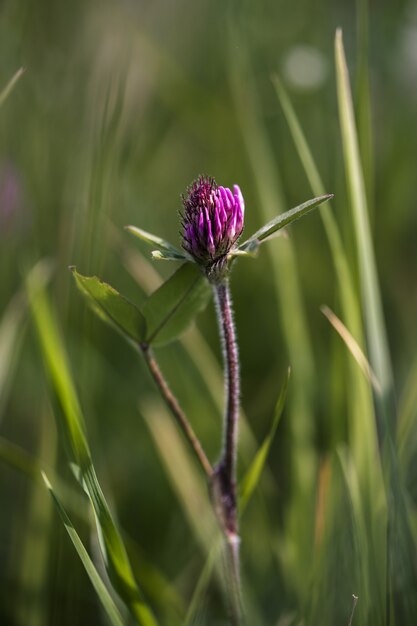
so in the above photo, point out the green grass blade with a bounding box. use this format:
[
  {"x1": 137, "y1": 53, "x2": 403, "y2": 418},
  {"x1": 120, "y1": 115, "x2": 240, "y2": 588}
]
[
  {"x1": 335, "y1": 29, "x2": 395, "y2": 422},
  {"x1": 336, "y1": 448, "x2": 373, "y2": 623},
  {"x1": 272, "y1": 71, "x2": 383, "y2": 521},
  {"x1": 336, "y1": 28, "x2": 417, "y2": 621},
  {"x1": 42, "y1": 472, "x2": 126, "y2": 626},
  {"x1": 240, "y1": 368, "x2": 290, "y2": 513},
  {"x1": 0, "y1": 67, "x2": 25, "y2": 107},
  {"x1": 274, "y1": 42, "x2": 387, "y2": 619},
  {"x1": 229, "y1": 29, "x2": 318, "y2": 598},
  {"x1": 16, "y1": 413, "x2": 56, "y2": 626},
  {"x1": 27, "y1": 263, "x2": 159, "y2": 626},
  {"x1": 0, "y1": 290, "x2": 26, "y2": 421},
  {"x1": 0, "y1": 435, "x2": 87, "y2": 515},
  {"x1": 81, "y1": 465, "x2": 159, "y2": 626},
  {"x1": 0, "y1": 437, "x2": 182, "y2": 624},
  {"x1": 356, "y1": 0, "x2": 374, "y2": 215},
  {"x1": 321, "y1": 305, "x2": 380, "y2": 394},
  {"x1": 71, "y1": 268, "x2": 146, "y2": 343},
  {"x1": 183, "y1": 544, "x2": 221, "y2": 626},
  {"x1": 397, "y1": 354, "x2": 417, "y2": 471},
  {"x1": 141, "y1": 399, "x2": 237, "y2": 619},
  {"x1": 142, "y1": 263, "x2": 211, "y2": 346},
  {"x1": 26, "y1": 262, "x2": 91, "y2": 471},
  {"x1": 272, "y1": 76, "x2": 361, "y2": 338},
  {"x1": 141, "y1": 399, "x2": 218, "y2": 553}
]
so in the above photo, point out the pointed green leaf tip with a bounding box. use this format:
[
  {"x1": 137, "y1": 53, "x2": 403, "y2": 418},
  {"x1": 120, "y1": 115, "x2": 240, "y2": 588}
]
[
  {"x1": 239, "y1": 368, "x2": 290, "y2": 513},
  {"x1": 70, "y1": 267, "x2": 146, "y2": 343},
  {"x1": 238, "y1": 194, "x2": 333, "y2": 253}
]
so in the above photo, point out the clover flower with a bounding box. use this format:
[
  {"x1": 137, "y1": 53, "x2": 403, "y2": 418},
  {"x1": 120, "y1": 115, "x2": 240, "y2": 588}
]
[{"x1": 181, "y1": 176, "x2": 244, "y2": 278}]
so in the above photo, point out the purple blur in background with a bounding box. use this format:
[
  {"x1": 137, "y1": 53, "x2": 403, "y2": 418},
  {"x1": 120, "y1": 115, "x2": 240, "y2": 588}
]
[{"x1": 0, "y1": 161, "x2": 29, "y2": 239}]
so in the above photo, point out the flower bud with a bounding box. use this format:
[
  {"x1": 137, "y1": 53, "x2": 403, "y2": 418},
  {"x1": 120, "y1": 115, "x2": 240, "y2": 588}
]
[{"x1": 182, "y1": 176, "x2": 244, "y2": 278}]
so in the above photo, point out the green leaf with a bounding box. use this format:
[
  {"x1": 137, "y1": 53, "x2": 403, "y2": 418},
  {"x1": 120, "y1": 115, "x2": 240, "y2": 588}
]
[
  {"x1": 126, "y1": 225, "x2": 189, "y2": 261},
  {"x1": 238, "y1": 195, "x2": 333, "y2": 253},
  {"x1": 42, "y1": 472, "x2": 126, "y2": 626},
  {"x1": 71, "y1": 268, "x2": 146, "y2": 344},
  {"x1": 0, "y1": 67, "x2": 25, "y2": 108},
  {"x1": 142, "y1": 263, "x2": 211, "y2": 346},
  {"x1": 239, "y1": 368, "x2": 290, "y2": 513}
]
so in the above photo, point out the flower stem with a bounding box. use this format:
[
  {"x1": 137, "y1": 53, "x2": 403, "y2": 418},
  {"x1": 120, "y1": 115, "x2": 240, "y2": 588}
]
[
  {"x1": 213, "y1": 279, "x2": 240, "y2": 531},
  {"x1": 212, "y1": 278, "x2": 243, "y2": 624},
  {"x1": 141, "y1": 344, "x2": 213, "y2": 478}
]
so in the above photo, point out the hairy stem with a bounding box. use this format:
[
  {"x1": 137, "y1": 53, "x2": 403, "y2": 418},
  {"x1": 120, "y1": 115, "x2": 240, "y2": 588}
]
[
  {"x1": 213, "y1": 279, "x2": 240, "y2": 531},
  {"x1": 212, "y1": 279, "x2": 243, "y2": 624},
  {"x1": 141, "y1": 344, "x2": 212, "y2": 478}
]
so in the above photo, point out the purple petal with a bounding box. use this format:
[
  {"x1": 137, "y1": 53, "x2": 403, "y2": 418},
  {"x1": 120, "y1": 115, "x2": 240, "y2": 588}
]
[
  {"x1": 218, "y1": 187, "x2": 229, "y2": 229},
  {"x1": 213, "y1": 203, "x2": 223, "y2": 243},
  {"x1": 205, "y1": 218, "x2": 215, "y2": 255},
  {"x1": 198, "y1": 211, "x2": 205, "y2": 238},
  {"x1": 225, "y1": 188, "x2": 234, "y2": 211},
  {"x1": 233, "y1": 185, "x2": 244, "y2": 216},
  {"x1": 228, "y1": 209, "x2": 238, "y2": 240}
]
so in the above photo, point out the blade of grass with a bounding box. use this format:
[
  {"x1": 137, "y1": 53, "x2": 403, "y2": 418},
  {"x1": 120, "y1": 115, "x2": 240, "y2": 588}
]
[
  {"x1": 26, "y1": 261, "x2": 91, "y2": 471},
  {"x1": 141, "y1": 401, "x2": 241, "y2": 621},
  {"x1": 141, "y1": 399, "x2": 217, "y2": 552},
  {"x1": 183, "y1": 543, "x2": 221, "y2": 626},
  {"x1": 27, "y1": 261, "x2": 158, "y2": 626},
  {"x1": 321, "y1": 305, "x2": 380, "y2": 394},
  {"x1": 356, "y1": 0, "x2": 374, "y2": 217},
  {"x1": 0, "y1": 437, "x2": 183, "y2": 624},
  {"x1": 336, "y1": 28, "x2": 417, "y2": 621},
  {"x1": 0, "y1": 290, "x2": 26, "y2": 422},
  {"x1": 348, "y1": 595, "x2": 359, "y2": 626},
  {"x1": 272, "y1": 76, "x2": 381, "y2": 477},
  {"x1": 239, "y1": 368, "x2": 290, "y2": 513},
  {"x1": 229, "y1": 28, "x2": 317, "y2": 593},
  {"x1": 0, "y1": 67, "x2": 25, "y2": 107},
  {"x1": 273, "y1": 71, "x2": 387, "y2": 618},
  {"x1": 42, "y1": 472, "x2": 126, "y2": 626},
  {"x1": 337, "y1": 447, "x2": 373, "y2": 623},
  {"x1": 397, "y1": 355, "x2": 417, "y2": 471},
  {"x1": 16, "y1": 412, "x2": 56, "y2": 626},
  {"x1": 0, "y1": 435, "x2": 87, "y2": 514},
  {"x1": 335, "y1": 29, "x2": 395, "y2": 425},
  {"x1": 272, "y1": 75, "x2": 359, "y2": 334}
]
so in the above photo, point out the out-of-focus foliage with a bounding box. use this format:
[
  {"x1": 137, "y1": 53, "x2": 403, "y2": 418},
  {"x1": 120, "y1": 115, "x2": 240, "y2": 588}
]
[{"x1": 1, "y1": 0, "x2": 417, "y2": 624}]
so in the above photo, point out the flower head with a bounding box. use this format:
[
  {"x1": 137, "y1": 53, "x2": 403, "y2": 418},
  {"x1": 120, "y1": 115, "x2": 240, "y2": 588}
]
[{"x1": 182, "y1": 176, "x2": 244, "y2": 278}]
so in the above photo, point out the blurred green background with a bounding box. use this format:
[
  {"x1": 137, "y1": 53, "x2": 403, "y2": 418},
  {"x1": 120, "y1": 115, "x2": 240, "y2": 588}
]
[{"x1": 1, "y1": 0, "x2": 417, "y2": 624}]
